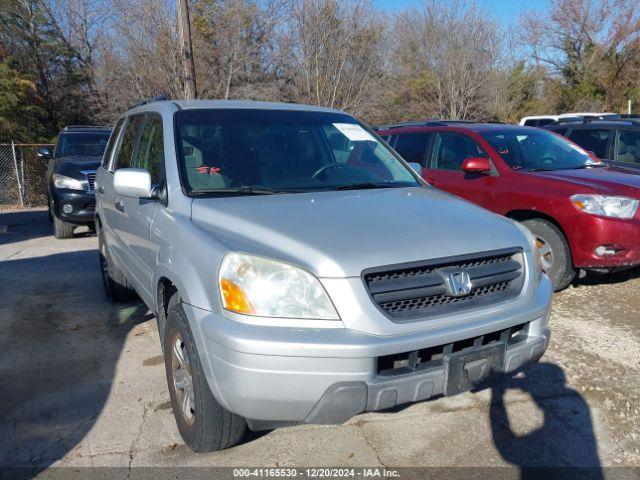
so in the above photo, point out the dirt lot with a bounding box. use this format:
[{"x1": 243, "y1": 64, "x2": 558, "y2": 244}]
[{"x1": 1, "y1": 209, "x2": 639, "y2": 479}]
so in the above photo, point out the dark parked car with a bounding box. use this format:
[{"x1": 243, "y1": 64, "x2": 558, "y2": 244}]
[
  {"x1": 377, "y1": 120, "x2": 640, "y2": 290},
  {"x1": 544, "y1": 119, "x2": 640, "y2": 169},
  {"x1": 40, "y1": 126, "x2": 112, "y2": 238}
]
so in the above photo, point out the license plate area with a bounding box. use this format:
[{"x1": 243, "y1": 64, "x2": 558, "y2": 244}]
[{"x1": 444, "y1": 343, "x2": 506, "y2": 396}]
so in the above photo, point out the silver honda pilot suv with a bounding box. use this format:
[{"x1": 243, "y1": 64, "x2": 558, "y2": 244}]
[{"x1": 95, "y1": 99, "x2": 552, "y2": 452}]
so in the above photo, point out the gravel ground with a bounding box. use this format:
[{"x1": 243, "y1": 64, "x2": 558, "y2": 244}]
[{"x1": 1, "y1": 209, "x2": 638, "y2": 479}]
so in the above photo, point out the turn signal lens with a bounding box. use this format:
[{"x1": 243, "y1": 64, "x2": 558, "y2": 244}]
[{"x1": 220, "y1": 278, "x2": 255, "y2": 314}]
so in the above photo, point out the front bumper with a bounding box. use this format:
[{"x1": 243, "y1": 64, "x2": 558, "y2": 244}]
[
  {"x1": 184, "y1": 275, "x2": 553, "y2": 427},
  {"x1": 51, "y1": 189, "x2": 95, "y2": 225},
  {"x1": 568, "y1": 212, "x2": 640, "y2": 269}
]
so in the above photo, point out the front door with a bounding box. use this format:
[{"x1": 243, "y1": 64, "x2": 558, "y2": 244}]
[
  {"x1": 114, "y1": 114, "x2": 166, "y2": 303},
  {"x1": 424, "y1": 132, "x2": 495, "y2": 210}
]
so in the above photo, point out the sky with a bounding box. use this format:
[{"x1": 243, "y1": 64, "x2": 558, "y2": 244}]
[{"x1": 373, "y1": 0, "x2": 551, "y2": 27}]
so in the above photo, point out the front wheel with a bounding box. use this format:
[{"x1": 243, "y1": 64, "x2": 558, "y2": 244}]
[
  {"x1": 53, "y1": 214, "x2": 74, "y2": 239},
  {"x1": 164, "y1": 293, "x2": 246, "y2": 452},
  {"x1": 520, "y1": 218, "x2": 575, "y2": 291}
]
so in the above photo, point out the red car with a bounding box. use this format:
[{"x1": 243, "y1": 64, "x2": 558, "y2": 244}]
[{"x1": 377, "y1": 121, "x2": 640, "y2": 290}]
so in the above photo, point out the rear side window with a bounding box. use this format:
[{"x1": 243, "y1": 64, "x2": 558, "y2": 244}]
[
  {"x1": 131, "y1": 115, "x2": 165, "y2": 184},
  {"x1": 430, "y1": 133, "x2": 487, "y2": 171},
  {"x1": 523, "y1": 119, "x2": 538, "y2": 127},
  {"x1": 537, "y1": 119, "x2": 555, "y2": 127},
  {"x1": 615, "y1": 130, "x2": 640, "y2": 164},
  {"x1": 394, "y1": 133, "x2": 431, "y2": 165},
  {"x1": 567, "y1": 128, "x2": 611, "y2": 159},
  {"x1": 101, "y1": 119, "x2": 125, "y2": 169},
  {"x1": 112, "y1": 115, "x2": 145, "y2": 170}
]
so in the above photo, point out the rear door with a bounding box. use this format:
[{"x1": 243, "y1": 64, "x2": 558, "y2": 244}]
[
  {"x1": 423, "y1": 131, "x2": 495, "y2": 209},
  {"x1": 96, "y1": 118, "x2": 125, "y2": 249},
  {"x1": 114, "y1": 114, "x2": 166, "y2": 302},
  {"x1": 107, "y1": 115, "x2": 145, "y2": 281},
  {"x1": 393, "y1": 132, "x2": 432, "y2": 173}
]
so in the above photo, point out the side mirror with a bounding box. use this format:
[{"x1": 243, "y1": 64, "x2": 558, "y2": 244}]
[
  {"x1": 114, "y1": 168, "x2": 153, "y2": 199},
  {"x1": 586, "y1": 151, "x2": 599, "y2": 161},
  {"x1": 408, "y1": 162, "x2": 422, "y2": 174},
  {"x1": 37, "y1": 146, "x2": 52, "y2": 159},
  {"x1": 462, "y1": 157, "x2": 491, "y2": 175}
]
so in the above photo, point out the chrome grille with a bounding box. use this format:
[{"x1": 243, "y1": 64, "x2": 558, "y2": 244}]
[
  {"x1": 363, "y1": 248, "x2": 524, "y2": 321},
  {"x1": 81, "y1": 170, "x2": 96, "y2": 193}
]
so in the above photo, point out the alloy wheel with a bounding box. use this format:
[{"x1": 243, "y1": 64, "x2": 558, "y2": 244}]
[
  {"x1": 171, "y1": 333, "x2": 195, "y2": 424},
  {"x1": 536, "y1": 236, "x2": 554, "y2": 273}
]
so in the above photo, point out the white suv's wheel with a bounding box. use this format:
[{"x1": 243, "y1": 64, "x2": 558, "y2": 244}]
[{"x1": 164, "y1": 293, "x2": 246, "y2": 452}]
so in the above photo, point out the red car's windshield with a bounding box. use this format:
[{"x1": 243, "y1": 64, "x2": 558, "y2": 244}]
[{"x1": 481, "y1": 129, "x2": 602, "y2": 172}]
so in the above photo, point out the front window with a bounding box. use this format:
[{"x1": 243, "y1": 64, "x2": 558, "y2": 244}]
[
  {"x1": 55, "y1": 132, "x2": 111, "y2": 157},
  {"x1": 482, "y1": 128, "x2": 600, "y2": 172},
  {"x1": 174, "y1": 109, "x2": 419, "y2": 194}
]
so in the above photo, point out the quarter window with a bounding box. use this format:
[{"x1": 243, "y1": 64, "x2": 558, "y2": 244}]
[
  {"x1": 431, "y1": 133, "x2": 487, "y2": 171},
  {"x1": 394, "y1": 133, "x2": 431, "y2": 165},
  {"x1": 567, "y1": 128, "x2": 611, "y2": 159}
]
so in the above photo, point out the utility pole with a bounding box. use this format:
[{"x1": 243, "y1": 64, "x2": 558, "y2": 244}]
[{"x1": 177, "y1": 0, "x2": 197, "y2": 99}]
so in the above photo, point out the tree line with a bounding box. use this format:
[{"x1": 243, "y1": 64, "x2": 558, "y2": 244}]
[{"x1": 1, "y1": 0, "x2": 640, "y2": 142}]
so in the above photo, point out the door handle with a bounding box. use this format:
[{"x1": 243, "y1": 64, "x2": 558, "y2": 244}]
[
  {"x1": 98, "y1": 185, "x2": 104, "y2": 194},
  {"x1": 115, "y1": 200, "x2": 125, "y2": 213}
]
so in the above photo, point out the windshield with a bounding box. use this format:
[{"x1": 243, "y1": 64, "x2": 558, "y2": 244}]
[
  {"x1": 174, "y1": 109, "x2": 419, "y2": 193},
  {"x1": 481, "y1": 128, "x2": 599, "y2": 172},
  {"x1": 55, "y1": 132, "x2": 111, "y2": 158}
]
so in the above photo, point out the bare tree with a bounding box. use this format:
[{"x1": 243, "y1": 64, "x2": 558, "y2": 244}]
[
  {"x1": 95, "y1": 0, "x2": 182, "y2": 119},
  {"x1": 390, "y1": 0, "x2": 504, "y2": 120},
  {"x1": 191, "y1": 0, "x2": 286, "y2": 100},
  {"x1": 283, "y1": 0, "x2": 385, "y2": 115},
  {"x1": 519, "y1": 0, "x2": 640, "y2": 110}
]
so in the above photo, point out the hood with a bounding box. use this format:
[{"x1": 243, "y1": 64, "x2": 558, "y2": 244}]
[
  {"x1": 532, "y1": 165, "x2": 640, "y2": 195},
  {"x1": 55, "y1": 156, "x2": 101, "y2": 177},
  {"x1": 191, "y1": 187, "x2": 528, "y2": 278}
]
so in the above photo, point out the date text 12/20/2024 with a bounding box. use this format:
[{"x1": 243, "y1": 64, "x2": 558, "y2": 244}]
[{"x1": 233, "y1": 468, "x2": 401, "y2": 478}]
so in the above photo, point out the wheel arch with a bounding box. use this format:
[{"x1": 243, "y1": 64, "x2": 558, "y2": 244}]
[
  {"x1": 505, "y1": 209, "x2": 576, "y2": 282},
  {"x1": 505, "y1": 209, "x2": 569, "y2": 244}
]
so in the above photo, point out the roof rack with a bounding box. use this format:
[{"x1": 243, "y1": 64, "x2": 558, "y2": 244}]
[
  {"x1": 374, "y1": 119, "x2": 475, "y2": 131},
  {"x1": 129, "y1": 95, "x2": 168, "y2": 109},
  {"x1": 62, "y1": 125, "x2": 112, "y2": 131},
  {"x1": 550, "y1": 116, "x2": 640, "y2": 126}
]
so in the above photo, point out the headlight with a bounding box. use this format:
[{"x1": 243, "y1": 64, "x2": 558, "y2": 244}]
[
  {"x1": 53, "y1": 174, "x2": 85, "y2": 191},
  {"x1": 571, "y1": 194, "x2": 639, "y2": 219},
  {"x1": 218, "y1": 252, "x2": 340, "y2": 320},
  {"x1": 513, "y1": 221, "x2": 543, "y2": 282}
]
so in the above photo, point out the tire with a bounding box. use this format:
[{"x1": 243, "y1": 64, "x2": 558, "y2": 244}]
[
  {"x1": 164, "y1": 293, "x2": 246, "y2": 452},
  {"x1": 97, "y1": 224, "x2": 137, "y2": 302},
  {"x1": 53, "y1": 214, "x2": 74, "y2": 239},
  {"x1": 520, "y1": 218, "x2": 575, "y2": 291}
]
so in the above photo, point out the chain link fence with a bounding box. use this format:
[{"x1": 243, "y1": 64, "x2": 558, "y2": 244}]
[{"x1": 0, "y1": 143, "x2": 52, "y2": 210}]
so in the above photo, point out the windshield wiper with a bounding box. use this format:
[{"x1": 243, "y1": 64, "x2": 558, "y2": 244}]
[
  {"x1": 570, "y1": 163, "x2": 606, "y2": 169},
  {"x1": 329, "y1": 182, "x2": 411, "y2": 191},
  {"x1": 191, "y1": 186, "x2": 289, "y2": 196}
]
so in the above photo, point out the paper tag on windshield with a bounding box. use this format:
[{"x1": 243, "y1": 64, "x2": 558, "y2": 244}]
[{"x1": 332, "y1": 123, "x2": 375, "y2": 142}]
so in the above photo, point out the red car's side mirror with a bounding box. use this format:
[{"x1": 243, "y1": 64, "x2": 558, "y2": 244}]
[{"x1": 462, "y1": 157, "x2": 491, "y2": 174}]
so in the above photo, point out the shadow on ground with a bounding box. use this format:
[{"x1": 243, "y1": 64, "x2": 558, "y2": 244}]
[
  {"x1": 491, "y1": 363, "x2": 603, "y2": 480},
  {"x1": 0, "y1": 209, "x2": 93, "y2": 248},
  {"x1": 0, "y1": 247, "x2": 150, "y2": 478}
]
